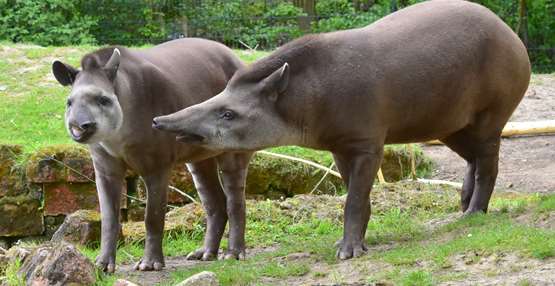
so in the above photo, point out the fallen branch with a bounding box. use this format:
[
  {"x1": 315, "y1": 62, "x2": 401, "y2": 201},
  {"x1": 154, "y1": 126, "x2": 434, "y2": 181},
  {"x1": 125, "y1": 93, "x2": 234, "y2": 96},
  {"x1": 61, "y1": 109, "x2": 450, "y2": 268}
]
[
  {"x1": 257, "y1": 150, "x2": 342, "y2": 179},
  {"x1": 258, "y1": 150, "x2": 455, "y2": 186},
  {"x1": 168, "y1": 185, "x2": 198, "y2": 204},
  {"x1": 415, "y1": 178, "x2": 462, "y2": 188},
  {"x1": 426, "y1": 120, "x2": 555, "y2": 145}
]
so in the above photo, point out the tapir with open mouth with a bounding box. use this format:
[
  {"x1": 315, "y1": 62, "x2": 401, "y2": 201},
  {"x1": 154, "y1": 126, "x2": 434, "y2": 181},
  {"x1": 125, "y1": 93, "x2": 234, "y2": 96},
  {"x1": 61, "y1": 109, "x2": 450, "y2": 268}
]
[
  {"x1": 153, "y1": 0, "x2": 531, "y2": 260},
  {"x1": 53, "y1": 38, "x2": 253, "y2": 272}
]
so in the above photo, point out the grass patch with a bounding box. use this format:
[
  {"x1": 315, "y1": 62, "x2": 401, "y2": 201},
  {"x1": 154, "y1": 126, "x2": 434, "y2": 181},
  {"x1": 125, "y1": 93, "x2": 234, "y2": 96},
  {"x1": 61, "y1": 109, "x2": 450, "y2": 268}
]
[
  {"x1": 401, "y1": 270, "x2": 434, "y2": 286},
  {"x1": 537, "y1": 193, "x2": 555, "y2": 213},
  {"x1": 3, "y1": 259, "x2": 24, "y2": 286},
  {"x1": 366, "y1": 208, "x2": 424, "y2": 245},
  {"x1": 378, "y1": 212, "x2": 555, "y2": 268}
]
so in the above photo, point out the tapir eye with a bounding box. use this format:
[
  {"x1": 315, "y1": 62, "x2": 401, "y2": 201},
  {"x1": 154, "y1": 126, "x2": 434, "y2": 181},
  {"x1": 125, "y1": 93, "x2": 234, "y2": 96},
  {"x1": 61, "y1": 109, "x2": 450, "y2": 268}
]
[
  {"x1": 66, "y1": 98, "x2": 73, "y2": 107},
  {"x1": 96, "y1": 95, "x2": 112, "y2": 107},
  {"x1": 220, "y1": 110, "x2": 235, "y2": 120}
]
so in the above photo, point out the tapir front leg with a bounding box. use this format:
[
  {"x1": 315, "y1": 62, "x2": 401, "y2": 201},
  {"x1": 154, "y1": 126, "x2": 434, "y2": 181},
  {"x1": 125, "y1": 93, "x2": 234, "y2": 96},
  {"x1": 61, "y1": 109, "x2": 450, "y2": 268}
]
[
  {"x1": 134, "y1": 169, "x2": 170, "y2": 271},
  {"x1": 217, "y1": 152, "x2": 253, "y2": 259},
  {"x1": 91, "y1": 148, "x2": 126, "y2": 273},
  {"x1": 334, "y1": 145, "x2": 383, "y2": 260}
]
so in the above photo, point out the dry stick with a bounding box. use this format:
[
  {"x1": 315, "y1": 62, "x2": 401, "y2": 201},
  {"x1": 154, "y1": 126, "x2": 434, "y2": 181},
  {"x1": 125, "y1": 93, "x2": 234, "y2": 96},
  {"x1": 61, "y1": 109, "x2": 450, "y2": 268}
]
[
  {"x1": 47, "y1": 155, "x2": 147, "y2": 204},
  {"x1": 407, "y1": 144, "x2": 417, "y2": 180},
  {"x1": 238, "y1": 40, "x2": 258, "y2": 51},
  {"x1": 48, "y1": 154, "x2": 197, "y2": 205},
  {"x1": 309, "y1": 162, "x2": 335, "y2": 194},
  {"x1": 257, "y1": 150, "x2": 462, "y2": 188},
  {"x1": 257, "y1": 151, "x2": 342, "y2": 178},
  {"x1": 426, "y1": 120, "x2": 555, "y2": 145},
  {"x1": 258, "y1": 151, "x2": 387, "y2": 184},
  {"x1": 168, "y1": 185, "x2": 198, "y2": 204}
]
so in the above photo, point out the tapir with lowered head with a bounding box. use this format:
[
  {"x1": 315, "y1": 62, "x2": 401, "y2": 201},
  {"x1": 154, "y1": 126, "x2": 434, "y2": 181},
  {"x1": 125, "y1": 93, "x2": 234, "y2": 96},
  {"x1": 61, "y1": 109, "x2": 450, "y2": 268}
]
[
  {"x1": 153, "y1": 0, "x2": 531, "y2": 260},
  {"x1": 52, "y1": 38, "x2": 254, "y2": 272}
]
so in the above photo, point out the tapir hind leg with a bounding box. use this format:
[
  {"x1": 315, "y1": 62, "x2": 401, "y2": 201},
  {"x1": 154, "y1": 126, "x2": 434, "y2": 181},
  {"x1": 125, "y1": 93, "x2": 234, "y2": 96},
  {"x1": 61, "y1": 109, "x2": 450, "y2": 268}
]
[
  {"x1": 441, "y1": 117, "x2": 503, "y2": 214},
  {"x1": 465, "y1": 137, "x2": 500, "y2": 213},
  {"x1": 441, "y1": 129, "x2": 478, "y2": 212}
]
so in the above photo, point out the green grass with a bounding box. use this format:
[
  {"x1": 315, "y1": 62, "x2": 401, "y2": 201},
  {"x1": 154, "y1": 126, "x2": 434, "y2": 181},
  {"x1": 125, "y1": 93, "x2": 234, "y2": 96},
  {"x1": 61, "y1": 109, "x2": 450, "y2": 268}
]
[
  {"x1": 3, "y1": 258, "x2": 24, "y2": 286},
  {"x1": 537, "y1": 194, "x2": 555, "y2": 213}
]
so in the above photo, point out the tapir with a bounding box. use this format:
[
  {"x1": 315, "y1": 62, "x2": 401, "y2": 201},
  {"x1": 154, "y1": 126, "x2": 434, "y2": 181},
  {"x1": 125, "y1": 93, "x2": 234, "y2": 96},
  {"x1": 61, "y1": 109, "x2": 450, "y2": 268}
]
[
  {"x1": 52, "y1": 38, "x2": 253, "y2": 272},
  {"x1": 152, "y1": 0, "x2": 531, "y2": 260}
]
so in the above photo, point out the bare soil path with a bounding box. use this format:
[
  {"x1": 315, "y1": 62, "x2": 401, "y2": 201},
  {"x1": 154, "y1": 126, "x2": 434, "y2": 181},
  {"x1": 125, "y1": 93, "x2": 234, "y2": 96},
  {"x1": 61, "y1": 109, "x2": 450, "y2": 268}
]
[{"x1": 422, "y1": 74, "x2": 555, "y2": 194}]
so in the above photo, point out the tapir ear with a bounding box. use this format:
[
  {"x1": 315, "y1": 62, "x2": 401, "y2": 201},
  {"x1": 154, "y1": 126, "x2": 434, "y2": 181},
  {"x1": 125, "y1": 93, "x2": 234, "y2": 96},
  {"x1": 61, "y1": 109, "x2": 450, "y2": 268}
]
[
  {"x1": 262, "y1": 63, "x2": 289, "y2": 101},
  {"x1": 103, "y1": 48, "x2": 120, "y2": 81},
  {"x1": 52, "y1": 61, "x2": 79, "y2": 86}
]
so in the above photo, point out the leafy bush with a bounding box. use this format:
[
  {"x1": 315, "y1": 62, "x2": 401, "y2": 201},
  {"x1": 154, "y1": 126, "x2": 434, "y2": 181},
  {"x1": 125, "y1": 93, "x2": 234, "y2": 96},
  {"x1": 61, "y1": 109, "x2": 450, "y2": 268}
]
[
  {"x1": 312, "y1": 0, "x2": 389, "y2": 33},
  {"x1": 0, "y1": 0, "x2": 553, "y2": 71},
  {"x1": 0, "y1": 0, "x2": 97, "y2": 45}
]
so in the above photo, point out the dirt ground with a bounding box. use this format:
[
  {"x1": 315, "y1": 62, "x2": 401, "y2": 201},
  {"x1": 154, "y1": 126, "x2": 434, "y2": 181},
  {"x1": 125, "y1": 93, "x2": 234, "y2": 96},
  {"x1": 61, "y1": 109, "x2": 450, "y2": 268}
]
[{"x1": 422, "y1": 74, "x2": 555, "y2": 194}]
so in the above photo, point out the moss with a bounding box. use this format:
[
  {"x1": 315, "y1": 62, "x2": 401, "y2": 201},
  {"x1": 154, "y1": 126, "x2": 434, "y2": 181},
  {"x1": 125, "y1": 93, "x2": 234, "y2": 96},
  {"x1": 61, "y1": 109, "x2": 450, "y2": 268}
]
[
  {"x1": 25, "y1": 144, "x2": 90, "y2": 183},
  {"x1": 0, "y1": 144, "x2": 26, "y2": 197},
  {"x1": 381, "y1": 145, "x2": 434, "y2": 181},
  {"x1": 0, "y1": 194, "x2": 44, "y2": 237},
  {"x1": 122, "y1": 203, "x2": 205, "y2": 243}
]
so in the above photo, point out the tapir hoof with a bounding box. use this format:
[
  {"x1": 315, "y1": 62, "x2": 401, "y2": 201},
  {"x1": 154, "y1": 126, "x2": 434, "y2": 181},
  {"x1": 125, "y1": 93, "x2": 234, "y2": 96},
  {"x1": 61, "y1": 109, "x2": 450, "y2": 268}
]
[
  {"x1": 335, "y1": 239, "x2": 368, "y2": 260},
  {"x1": 221, "y1": 249, "x2": 246, "y2": 260},
  {"x1": 134, "y1": 258, "x2": 165, "y2": 271},
  {"x1": 186, "y1": 248, "x2": 218, "y2": 261},
  {"x1": 462, "y1": 208, "x2": 487, "y2": 217},
  {"x1": 95, "y1": 256, "x2": 116, "y2": 273}
]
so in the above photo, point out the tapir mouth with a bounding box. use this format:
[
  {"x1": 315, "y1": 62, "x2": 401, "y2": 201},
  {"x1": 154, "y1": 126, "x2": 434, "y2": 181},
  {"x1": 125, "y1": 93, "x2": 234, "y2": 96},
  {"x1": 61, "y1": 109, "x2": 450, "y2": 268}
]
[
  {"x1": 68, "y1": 125, "x2": 95, "y2": 143},
  {"x1": 176, "y1": 131, "x2": 205, "y2": 144}
]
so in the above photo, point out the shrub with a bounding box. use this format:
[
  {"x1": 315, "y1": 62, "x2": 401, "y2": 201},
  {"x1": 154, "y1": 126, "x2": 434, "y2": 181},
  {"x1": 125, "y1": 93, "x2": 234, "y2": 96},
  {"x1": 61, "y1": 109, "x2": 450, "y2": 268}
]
[{"x1": 0, "y1": 0, "x2": 97, "y2": 46}]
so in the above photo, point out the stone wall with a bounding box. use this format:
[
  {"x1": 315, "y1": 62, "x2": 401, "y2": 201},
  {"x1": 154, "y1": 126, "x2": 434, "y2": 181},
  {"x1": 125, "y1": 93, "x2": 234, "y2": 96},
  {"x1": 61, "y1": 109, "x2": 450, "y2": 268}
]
[{"x1": 0, "y1": 143, "x2": 432, "y2": 242}]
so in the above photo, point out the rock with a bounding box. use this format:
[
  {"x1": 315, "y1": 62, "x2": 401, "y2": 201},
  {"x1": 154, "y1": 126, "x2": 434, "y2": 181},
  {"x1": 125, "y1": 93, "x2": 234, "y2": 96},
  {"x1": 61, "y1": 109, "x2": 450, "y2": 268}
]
[
  {"x1": 19, "y1": 241, "x2": 96, "y2": 286},
  {"x1": 5, "y1": 245, "x2": 33, "y2": 262},
  {"x1": 0, "y1": 195, "x2": 44, "y2": 237},
  {"x1": 113, "y1": 279, "x2": 140, "y2": 286},
  {"x1": 51, "y1": 210, "x2": 101, "y2": 246},
  {"x1": 175, "y1": 271, "x2": 219, "y2": 286},
  {"x1": 42, "y1": 182, "x2": 127, "y2": 216},
  {"x1": 25, "y1": 145, "x2": 90, "y2": 183}
]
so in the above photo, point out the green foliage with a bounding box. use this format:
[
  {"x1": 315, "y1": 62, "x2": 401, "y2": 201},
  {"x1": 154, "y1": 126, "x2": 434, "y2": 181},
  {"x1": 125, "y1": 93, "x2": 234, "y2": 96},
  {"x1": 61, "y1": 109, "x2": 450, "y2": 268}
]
[
  {"x1": 0, "y1": 0, "x2": 97, "y2": 46},
  {"x1": 312, "y1": 0, "x2": 389, "y2": 33},
  {"x1": 0, "y1": 0, "x2": 553, "y2": 70}
]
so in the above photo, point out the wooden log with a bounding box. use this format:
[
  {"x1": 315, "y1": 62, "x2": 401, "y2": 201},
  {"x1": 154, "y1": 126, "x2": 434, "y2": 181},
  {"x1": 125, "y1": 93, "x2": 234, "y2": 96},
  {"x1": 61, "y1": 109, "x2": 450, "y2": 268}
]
[{"x1": 425, "y1": 120, "x2": 555, "y2": 145}]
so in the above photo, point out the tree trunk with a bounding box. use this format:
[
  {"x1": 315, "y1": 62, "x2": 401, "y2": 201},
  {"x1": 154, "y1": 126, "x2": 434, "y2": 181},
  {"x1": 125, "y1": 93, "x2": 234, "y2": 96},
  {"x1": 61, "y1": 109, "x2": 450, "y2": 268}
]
[{"x1": 516, "y1": 0, "x2": 529, "y2": 47}]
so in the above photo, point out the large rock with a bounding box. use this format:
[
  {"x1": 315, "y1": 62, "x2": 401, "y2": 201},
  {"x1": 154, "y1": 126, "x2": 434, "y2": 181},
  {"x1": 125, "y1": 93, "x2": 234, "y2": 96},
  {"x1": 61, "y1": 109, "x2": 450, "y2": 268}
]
[
  {"x1": 176, "y1": 271, "x2": 219, "y2": 286},
  {"x1": 19, "y1": 241, "x2": 96, "y2": 286},
  {"x1": 0, "y1": 195, "x2": 43, "y2": 237},
  {"x1": 51, "y1": 210, "x2": 101, "y2": 246}
]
